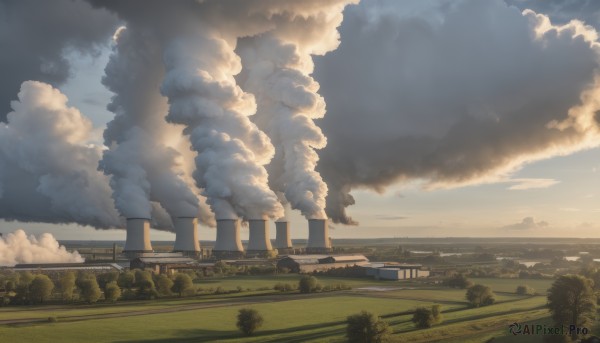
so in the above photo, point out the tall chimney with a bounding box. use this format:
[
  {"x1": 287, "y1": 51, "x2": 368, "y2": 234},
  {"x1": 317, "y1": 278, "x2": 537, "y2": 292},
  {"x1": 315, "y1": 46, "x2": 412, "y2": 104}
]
[
  {"x1": 306, "y1": 218, "x2": 332, "y2": 253},
  {"x1": 213, "y1": 219, "x2": 244, "y2": 258},
  {"x1": 124, "y1": 218, "x2": 153, "y2": 253},
  {"x1": 275, "y1": 221, "x2": 293, "y2": 251},
  {"x1": 173, "y1": 217, "x2": 200, "y2": 253},
  {"x1": 247, "y1": 219, "x2": 273, "y2": 255}
]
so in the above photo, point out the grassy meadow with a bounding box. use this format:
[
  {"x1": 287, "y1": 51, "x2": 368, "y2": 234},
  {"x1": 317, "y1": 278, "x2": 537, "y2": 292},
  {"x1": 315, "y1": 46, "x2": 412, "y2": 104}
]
[{"x1": 0, "y1": 275, "x2": 561, "y2": 342}]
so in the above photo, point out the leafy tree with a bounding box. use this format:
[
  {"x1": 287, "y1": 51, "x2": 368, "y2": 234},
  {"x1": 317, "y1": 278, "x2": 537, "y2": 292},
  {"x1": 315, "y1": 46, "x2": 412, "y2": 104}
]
[
  {"x1": 29, "y1": 275, "x2": 54, "y2": 304},
  {"x1": 117, "y1": 271, "x2": 135, "y2": 290},
  {"x1": 466, "y1": 284, "x2": 495, "y2": 307},
  {"x1": 156, "y1": 274, "x2": 174, "y2": 296},
  {"x1": 97, "y1": 271, "x2": 119, "y2": 291},
  {"x1": 431, "y1": 304, "x2": 443, "y2": 324},
  {"x1": 13, "y1": 272, "x2": 34, "y2": 304},
  {"x1": 104, "y1": 281, "x2": 121, "y2": 302},
  {"x1": 346, "y1": 311, "x2": 390, "y2": 343},
  {"x1": 58, "y1": 272, "x2": 76, "y2": 301},
  {"x1": 444, "y1": 274, "x2": 473, "y2": 289},
  {"x1": 548, "y1": 275, "x2": 596, "y2": 340},
  {"x1": 78, "y1": 278, "x2": 102, "y2": 304},
  {"x1": 5, "y1": 280, "x2": 15, "y2": 293},
  {"x1": 299, "y1": 275, "x2": 318, "y2": 293},
  {"x1": 171, "y1": 273, "x2": 193, "y2": 297},
  {"x1": 516, "y1": 285, "x2": 535, "y2": 295},
  {"x1": 236, "y1": 308, "x2": 264, "y2": 336},
  {"x1": 412, "y1": 305, "x2": 443, "y2": 329}
]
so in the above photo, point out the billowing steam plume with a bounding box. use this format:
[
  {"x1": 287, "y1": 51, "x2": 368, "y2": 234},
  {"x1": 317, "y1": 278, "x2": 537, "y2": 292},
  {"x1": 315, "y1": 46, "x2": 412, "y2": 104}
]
[
  {"x1": 0, "y1": 230, "x2": 83, "y2": 266},
  {"x1": 162, "y1": 36, "x2": 284, "y2": 220},
  {"x1": 0, "y1": 81, "x2": 120, "y2": 228},
  {"x1": 237, "y1": 0, "x2": 356, "y2": 220},
  {"x1": 99, "y1": 24, "x2": 214, "y2": 229},
  {"x1": 0, "y1": 0, "x2": 118, "y2": 118},
  {"x1": 316, "y1": 0, "x2": 600, "y2": 224}
]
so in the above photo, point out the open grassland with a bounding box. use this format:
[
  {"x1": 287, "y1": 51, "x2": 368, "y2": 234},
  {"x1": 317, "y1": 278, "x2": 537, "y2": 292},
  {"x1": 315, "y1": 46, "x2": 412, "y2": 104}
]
[
  {"x1": 469, "y1": 277, "x2": 554, "y2": 294},
  {"x1": 0, "y1": 276, "x2": 572, "y2": 343}
]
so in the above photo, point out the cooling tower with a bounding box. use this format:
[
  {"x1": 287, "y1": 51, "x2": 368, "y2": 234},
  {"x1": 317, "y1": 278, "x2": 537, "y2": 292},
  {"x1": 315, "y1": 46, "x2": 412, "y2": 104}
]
[
  {"x1": 306, "y1": 218, "x2": 332, "y2": 253},
  {"x1": 275, "y1": 221, "x2": 293, "y2": 249},
  {"x1": 213, "y1": 219, "x2": 244, "y2": 258},
  {"x1": 124, "y1": 218, "x2": 153, "y2": 253},
  {"x1": 173, "y1": 217, "x2": 200, "y2": 253},
  {"x1": 247, "y1": 219, "x2": 273, "y2": 252}
]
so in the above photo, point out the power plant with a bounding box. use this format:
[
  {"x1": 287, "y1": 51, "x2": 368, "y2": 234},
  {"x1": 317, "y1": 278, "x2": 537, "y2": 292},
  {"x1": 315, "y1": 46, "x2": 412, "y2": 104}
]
[
  {"x1": 306, "y1": 218, "x2": 332, "y2": 253},
  {"x1": 124, "y1": 218, "x2": 153, "y2": 256},
  {"x1": 246, "y1": 219, "x2": 275, "y2": 257},
  {"x1": 173, "y1": 217, "x2": 200, "y2": 255},
  {"x1": 274, "y1": 221, "x2": 293, "y2": 253},
  {"x1": 213, "y1": 219, "x2": 244, "y2": 258},
  {"x1": 121, "y1": 216, "x2": 331, "y2": 259}
]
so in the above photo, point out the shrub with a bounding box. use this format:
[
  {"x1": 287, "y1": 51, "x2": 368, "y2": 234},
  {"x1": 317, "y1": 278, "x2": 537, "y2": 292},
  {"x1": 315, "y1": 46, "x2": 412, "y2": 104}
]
[
  {"x1": 444, "y1": 274, "x2": 473, "y2": 289},
  {"x1": 346, "y1": 311, "x2": 390, "y2": 343},
  {"x1": 466, "y1": 284, "x2": 495, "y2": 307},
  {"x1": 104, "y1": 281, "x2": 121, "y2": 302},
  {"x1": 516, "y1": 285, "x2": 535, "y2": 295},
  {"x1": 299, "y1": 275, "x2": 318, "y2": 293},
  {"x1": 171, "y1": 273, "x2": 193, "y2": 297},
  {"x1": 47, "y1": 316, "x2": 58, "y2": 323},
  {"x1": 412, "y1": 305, "x2": 443, "y2": 328},
  {"x1": 236, "y1": 308, "x2": 264, "y2": 336}
]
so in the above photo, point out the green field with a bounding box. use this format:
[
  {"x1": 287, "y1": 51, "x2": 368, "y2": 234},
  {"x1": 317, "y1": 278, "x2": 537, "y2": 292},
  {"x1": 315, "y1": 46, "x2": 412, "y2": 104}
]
[
  {"x1": 0, "y1": 276, "x2": 569, "y2": 343},
  {"x1": 469, "y1": 278, "x2": 554, "y2": 294}
]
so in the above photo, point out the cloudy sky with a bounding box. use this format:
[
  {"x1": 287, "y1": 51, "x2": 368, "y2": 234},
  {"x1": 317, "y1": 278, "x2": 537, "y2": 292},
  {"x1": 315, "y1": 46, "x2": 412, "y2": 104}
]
[{"x1": 2, "y1": 0, "x2": 600, "y2": 240}]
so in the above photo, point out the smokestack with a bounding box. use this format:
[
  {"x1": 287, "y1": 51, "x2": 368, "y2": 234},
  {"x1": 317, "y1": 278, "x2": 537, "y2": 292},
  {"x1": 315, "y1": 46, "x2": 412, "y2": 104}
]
[
  {"x1": 247, "y1": 219, "x2": 273, "y2": 256},
  {"x1": 275, "y1": 221, "x2": 293, "y2": 252},
  {"x1": 124, "y1": 218, "x2": 153, "y2": 254},
  {"x1": 213, "y1": 219, "x2": 244, "y2": 258},
  {"x1": 306, "y1": 219, "x2": 332, "y2": 253},
  {"x1": 173, "y1": 217, "x2": 200, "y2": 253}
]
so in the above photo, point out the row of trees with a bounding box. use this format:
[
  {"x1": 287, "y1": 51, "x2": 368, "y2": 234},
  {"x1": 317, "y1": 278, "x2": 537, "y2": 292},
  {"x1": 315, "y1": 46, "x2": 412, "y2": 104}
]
[{"x1": 1, "y1": 270, "x2": 196, "y2": 305}]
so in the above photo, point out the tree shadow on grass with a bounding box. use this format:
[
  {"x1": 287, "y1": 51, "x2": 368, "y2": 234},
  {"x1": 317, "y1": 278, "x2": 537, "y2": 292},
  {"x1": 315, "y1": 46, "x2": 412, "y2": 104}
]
[{"x1": 113, "y1": 319, "x2": 348, "y2": 343}]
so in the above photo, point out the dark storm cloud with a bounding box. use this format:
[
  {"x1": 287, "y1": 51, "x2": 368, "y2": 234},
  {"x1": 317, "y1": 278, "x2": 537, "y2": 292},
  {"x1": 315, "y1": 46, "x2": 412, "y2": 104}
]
[
  {"x1": 0, "y1": 0, "x2": 119, "y2": 120},
  {"x1": 315, "y1": 0, "x2": 600, "y2": 224}
]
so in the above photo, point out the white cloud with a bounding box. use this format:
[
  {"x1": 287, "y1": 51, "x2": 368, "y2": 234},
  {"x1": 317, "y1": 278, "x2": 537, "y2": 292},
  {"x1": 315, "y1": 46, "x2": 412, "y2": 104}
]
[{"x1": 506, "y1": 178, "x2": 560, "y2": 190}]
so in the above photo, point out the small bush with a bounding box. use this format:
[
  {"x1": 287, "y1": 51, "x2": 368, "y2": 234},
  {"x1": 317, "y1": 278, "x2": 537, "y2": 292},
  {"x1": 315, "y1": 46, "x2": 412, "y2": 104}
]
[
  {"x1": 516, "y1": 285, "x2": 535, "y2": 295},
  {"x1": 47, "y1": 316, "x2": 58, "y2": 323},
  {"x1": 299, "y1": 275, "x2": 318, "y2": 293},
  {"x1": 346, "y1": 311, "x2": 390, "y2": 343},
  {"x1": 236, "y1": 308, "x2": 264, "y2": 336}
]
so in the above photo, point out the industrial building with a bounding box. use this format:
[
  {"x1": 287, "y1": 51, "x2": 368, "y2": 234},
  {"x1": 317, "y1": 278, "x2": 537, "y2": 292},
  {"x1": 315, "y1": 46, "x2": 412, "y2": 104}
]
[
  {"x1": 365, "y1": 263, "x2": 430, "y2": 280},
  {"x1": 277, "y1": 254, "x2": 369, "y2": 273},
  {"x1": 129, "y1": 252, "x2": 200, "y2": 274}
]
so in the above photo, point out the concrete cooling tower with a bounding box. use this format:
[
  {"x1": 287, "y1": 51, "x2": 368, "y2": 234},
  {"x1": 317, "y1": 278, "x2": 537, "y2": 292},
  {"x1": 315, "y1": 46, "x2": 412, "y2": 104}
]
[
  {"x1": 274, "y1": 221, "x2": 293, "y2": 254},
  {"x1": 173, "y1": 217, "x2": 200, "y2": 254},
  {"x1": 213, "y1": 219, "x2": 244, "y2": 258},
  {"x1": 306, "y1": 218, "x2": 332, "y2": 253},
  {"x1": 246, "y1": 219, "x2": 275, "y2": 257},
  {"x1": 124, "y1": 218, "x2": 153, "y2": 256}
]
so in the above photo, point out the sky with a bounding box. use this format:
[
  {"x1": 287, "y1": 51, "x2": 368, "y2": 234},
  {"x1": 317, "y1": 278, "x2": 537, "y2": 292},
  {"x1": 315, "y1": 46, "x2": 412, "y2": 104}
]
[{"x1": 2, "y1": 0, "x2": 600, "y2": 241}]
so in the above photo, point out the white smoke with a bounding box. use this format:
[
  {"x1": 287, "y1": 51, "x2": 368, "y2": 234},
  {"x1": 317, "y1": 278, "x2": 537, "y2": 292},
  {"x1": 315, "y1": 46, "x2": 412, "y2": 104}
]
[
  {"x1": 0, "y1": 230, "x2": 84, "y2": 266},
  {"x1": 99, "y1": 26, "x2": 214, "y2": 229},
  {"x1": 315, "y1": 0, "x2": 600, "y2": 224},
  {"x1": 162, "y1": 36, "x2": 284, "y2": 220},
  {"x1": 0, "y1": 81, "x2": 121, "y2": 228},
  {"x1": 237, "y1": 0, "x2": 356, "y2": 220}
]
